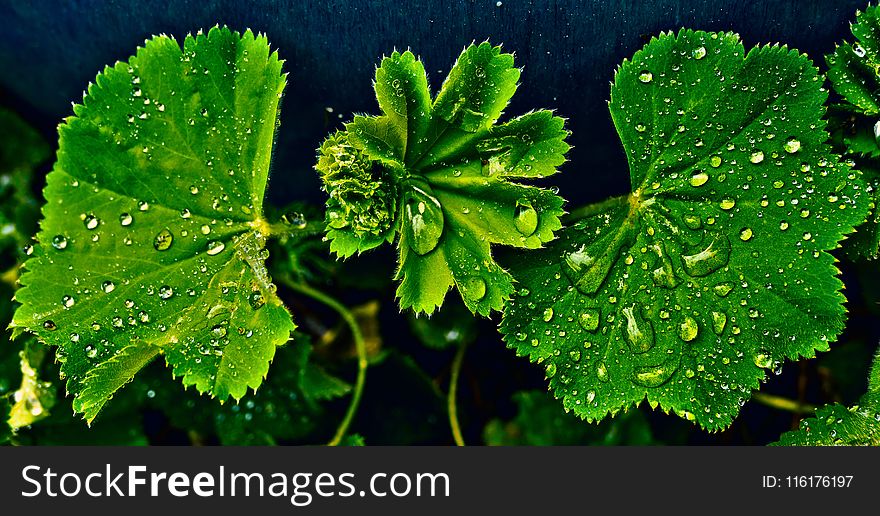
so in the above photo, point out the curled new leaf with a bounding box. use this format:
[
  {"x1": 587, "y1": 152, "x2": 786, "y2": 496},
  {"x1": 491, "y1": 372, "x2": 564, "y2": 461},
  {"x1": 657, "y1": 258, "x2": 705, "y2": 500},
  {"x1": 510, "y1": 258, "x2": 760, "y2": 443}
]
[
  {"x1": 500, "y1": 30, "x2": 869, "y2": 430},
  {"x1": 12, "y1": 27, "x2": 296, "y2": 422},
  {"x1": 316, "y1": 43, "x2": 570, "y2": 316}
]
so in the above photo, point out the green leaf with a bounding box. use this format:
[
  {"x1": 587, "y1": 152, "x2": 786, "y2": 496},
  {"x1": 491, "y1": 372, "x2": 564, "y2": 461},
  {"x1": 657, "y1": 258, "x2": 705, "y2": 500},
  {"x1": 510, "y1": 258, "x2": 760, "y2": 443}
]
[
  {"x1": 12, "y1": 27, "x2": 295, "y2": 422},
  {"x1": 500, "y1": 30, "x2": 870, "y2": 430},
  {"x1": 773, "y1": 348, "x2": 880, "y2": 446},
  {"x1": 139, "y1": 334, "x2": 345, "y2": 445},
  {"x1": 316, "y1": 44, "x2": 569, "y2": 315},
  {"x1": 484, "y1": 390, "x2": 654, "y2": 445},
  {"x1": 7, "y1": 339, "x2": 56, "y2": 430},
  {"x1": 826, "y1": 6, "x2": 880, "y2": 259}
]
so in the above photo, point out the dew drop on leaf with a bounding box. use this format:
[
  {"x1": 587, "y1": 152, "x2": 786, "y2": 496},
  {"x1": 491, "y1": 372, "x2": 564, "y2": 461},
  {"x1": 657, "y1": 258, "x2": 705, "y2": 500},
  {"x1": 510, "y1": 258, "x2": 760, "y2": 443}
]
[
  {"x1": 84, "y1": 214, "x2": 100, "y2": 230},
  {"x1": 690, "y1": 171, "x2": 709, "y2": 187},
  {"x1": 514, "y1": 199, "x2": 539, "y2": 236},
  {"x1": 680, "y1": 233, "x2": 730, "y2": 277},
  {"x1": 679, "y1": 315, "x2": 699, "y2": 342},
  {"x1": 622, "y1": 305, "x2": 654, "y2": 353},
  {"x1": 578, "y1": 309, "x2": 600, "y2": 332},
  {"x1": 206, "y1": 240, "x2": 225, "y2": 255},
  {"x1": 711, "y1": 311, "x2": 727, "y2": 335},
  {"x1": 153, "y1": 229, "x2": 173, "y2": 251},
  {"x1": 638, "y1": 70, "x2": 653, "y2": 83},
  {"x1": 51, "y1": 235, "x2": 68, "y2": 250}
]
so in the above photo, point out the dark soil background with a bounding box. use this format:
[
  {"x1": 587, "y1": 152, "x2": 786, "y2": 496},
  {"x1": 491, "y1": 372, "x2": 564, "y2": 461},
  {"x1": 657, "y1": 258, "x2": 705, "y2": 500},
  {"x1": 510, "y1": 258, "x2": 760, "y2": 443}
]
[{"x1": 1, "y1": 0, "x2": 878, "y2": 444}]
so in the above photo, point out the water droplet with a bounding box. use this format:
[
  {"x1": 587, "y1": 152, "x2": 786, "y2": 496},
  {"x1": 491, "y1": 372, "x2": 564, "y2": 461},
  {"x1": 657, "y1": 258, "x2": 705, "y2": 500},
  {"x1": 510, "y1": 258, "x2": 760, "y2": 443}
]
[
  {"x1": 153, "y1": 229, "x2": 173, "y2": 251},
  {"x1": 84, "y1": 214, "x2": 100, "y2": 230},
  {"x1": 138, "y1": 200, "x2": 150, "y2": 211},
  {"x1": 62, "y1": 295, "x2": 75, "y2": 308},
  {"x1": 753, "y1": 352, "x2": 773, "y2": 369},
  {"x1": 853, "y1": 43, "x2": 867, "y2": 58},
  {"x1": 101, "y1": 281, "x2": 115, "y2": 293},
  {"x1": 622, "y1": 305, "x2": 654, "y2": 353},
  {"x1": 711, "y1": 311, "x2": 727, "y2": 335},
  {"x1": 404, "y1": 185, "x2": 444, "y2": 255},
  {"x1": 720, "y1": 199, "x2": 736, "y2": 210},
  {"x1": 43, "y1": 320, "x2": 57, "y2": 331},
  {"x1": 596, "y1": 362, "x2": 609, "y2": 382},
  {"x1": 70, "y1": 333, "x2": 80, "y2": 343},
  {"x1": 206, "y1": 240, "x2": 225, "y2": 255},
  {"x1": 119, "y1": 213, "x2": 133, "y2": 226},
  {"x1": 542, "y1": 307, "x2": 554, "y2": 322},
  {"x1": 693, "y1": 46, "x2": 707, "y2": 60},
  {"x1": 463, "y1": 276, "x2": 487, "y2": 301},
  {"x1": 180, "y1": 208, "x2": 192, "y2": 219},
  {"x1": 783, "y1": 137, "x2": 801, "y2": 154},
  {"x1": 709, "y1": 155, "x2": 722, "y2": 168},
  {"x1": 690, "y1": 171, "x2": 709, "y2": 187},
  {"x1": 682, "y1": 214, "x2": 702, "y2": 230},
  {"x1": 190, "y1": 185, "x2": 200, "y2": 195},
  {"x1": 545, "y1": 363, "x2": 557, "y2": 378},
  {"x1": 578, "y1": 309, "x2": 600, "y2": 332},
  {"x1": 681, "y1": 233, "x2": 730, "y2": 277},
  {"x1": 679, "y1": 316, "x2": 699, "y2": 342},
  {"x1": 249, "y1": 291, "x2": 265, "y2": 310},
  {"x1": 739, "y1": 228, "x2": 753, "y2": 241},
  {"x1": 638, "y1": 70, "x2": 653, "y2": 83},
  {"x1": 713, "y1": 282, "x2": 734, "y2": 297},
  {"x1": 514, "y1": 199, "x2": 539, "y2": 237},
  {"x1": 52, "y1": 235, "x2": 68, "y2": 250},
  {"x1": 138, "y1": 311, "x2": 150, "y2": 323},
  {"x1": 158, "y1": 285, "x2": 174, "y2": 299},
  {"x1": 749, "y1": 151, "x2": 764, "y2": 164},
  {"x1": 86, "y1": 345, "x2": 98, "y2": 359},
  {"x1": 632, "y1": 355, "x2": 679, "y2": 388}
]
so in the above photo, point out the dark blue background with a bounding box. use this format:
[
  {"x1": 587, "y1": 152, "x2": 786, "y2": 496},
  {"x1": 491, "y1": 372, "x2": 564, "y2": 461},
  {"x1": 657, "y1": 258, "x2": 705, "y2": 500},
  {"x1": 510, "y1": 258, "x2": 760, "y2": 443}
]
[{"x1": 0, "y1": 0, "x2": 868, "y2": 207}]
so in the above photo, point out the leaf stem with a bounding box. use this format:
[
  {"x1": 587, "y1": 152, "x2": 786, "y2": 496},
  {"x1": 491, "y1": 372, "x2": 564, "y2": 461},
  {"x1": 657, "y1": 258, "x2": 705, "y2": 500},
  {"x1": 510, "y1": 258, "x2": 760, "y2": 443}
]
[
  {"x1": 282, "y1": 280, "x2": 367, "y2": 446},
  {"x1": 448, "y1": 341, "x2": 468, "y2": 446},
  {"x1": 752, "y1": 392, "x2": 815, "y2": 414}
]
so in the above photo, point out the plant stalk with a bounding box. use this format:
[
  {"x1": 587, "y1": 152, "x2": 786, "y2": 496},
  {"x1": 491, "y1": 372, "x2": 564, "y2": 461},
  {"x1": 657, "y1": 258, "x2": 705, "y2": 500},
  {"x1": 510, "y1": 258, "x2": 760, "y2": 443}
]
[
  {"x1": 448, "y1": 341, "x2": 468, "y2": 446},
  {"x1": 282, "y1": 280, "x2": 367, "y2": 446}
]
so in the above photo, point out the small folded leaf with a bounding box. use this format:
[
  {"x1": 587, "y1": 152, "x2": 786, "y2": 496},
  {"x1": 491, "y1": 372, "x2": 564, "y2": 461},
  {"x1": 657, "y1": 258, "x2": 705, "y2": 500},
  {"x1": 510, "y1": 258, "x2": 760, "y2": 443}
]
[
  {"x1": 501, "y1": 30, "x2": 869, "y2": 431},
  {"x1": 13, "y1": 27, "x2": 295, "y2": 421},
  {"x1": 317, "y1": 45, "x2": 569, "y2": 316},
  {"x1": 826, "y1": 6, "x2": 880, "y2": 259}
]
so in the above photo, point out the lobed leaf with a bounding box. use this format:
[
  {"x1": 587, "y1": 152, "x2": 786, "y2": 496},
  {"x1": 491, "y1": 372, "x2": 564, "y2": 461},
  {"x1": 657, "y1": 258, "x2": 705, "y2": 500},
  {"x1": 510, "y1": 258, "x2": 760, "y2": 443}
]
[
  {"x1": 501, "y1": 30, "x2": 869, "y2": 430},
  {"x1": 826, "y1": 5, "x2": 880, "y2": 259},
  {"x1": 12, "y1": 27, "x2": 296, "y2": 422},
  {"x1": 316, "y1": 44, "x2": 570, "y2": 316}
]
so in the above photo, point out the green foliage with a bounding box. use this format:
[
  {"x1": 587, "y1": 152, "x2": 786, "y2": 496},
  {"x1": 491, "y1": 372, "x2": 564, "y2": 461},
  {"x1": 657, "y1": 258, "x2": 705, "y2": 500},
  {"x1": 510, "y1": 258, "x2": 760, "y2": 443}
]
[
  {"x1": 500, "y1": 30, "x2": 869, "y2": 430},
  {"x1": 484, "y1": 390, "x2": 654, "y2": 445},
  {"x1": 774, "y1": 348, "x2": 880, "y2": 445},
  {"x1": 12, "y1": 27, "x2": 296, "y2": 423},
  {"x1": 136, "y1": 334, "x2": 349, "y2": 445},
  {"x1": 826, "y1": 5, "x2": 880, "y2": 259},
  {"x1": 316, "y1": 44, "x2": 570, "y2": 316}
]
